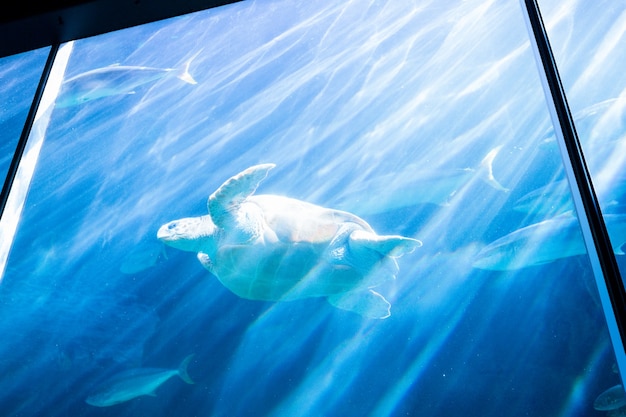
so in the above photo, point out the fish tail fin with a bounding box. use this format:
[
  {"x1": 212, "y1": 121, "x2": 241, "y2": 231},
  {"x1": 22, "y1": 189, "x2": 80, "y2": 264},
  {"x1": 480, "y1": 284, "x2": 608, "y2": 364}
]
[
  {"x1": 177, "y1": 51, "x2": 201, "y2": 85},
  {"x1": 478, "y1": 145, "x2": 509, "y2": 193},
  {"x1": 177, "y1": 64, "x2": 197, "y2": 85},
  {"x1": 178, "y1": 354, "x2": 195, "y2": 384},
  {"x1": 160, "y1": 243, "x2": 169, "y2": 260}
]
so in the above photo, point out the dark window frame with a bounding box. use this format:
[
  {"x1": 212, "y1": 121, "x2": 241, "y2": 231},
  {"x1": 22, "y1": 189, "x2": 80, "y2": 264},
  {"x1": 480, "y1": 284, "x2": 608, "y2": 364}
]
[{"x1": 0, "y1": 0, "x2": 242, "y2": 58}]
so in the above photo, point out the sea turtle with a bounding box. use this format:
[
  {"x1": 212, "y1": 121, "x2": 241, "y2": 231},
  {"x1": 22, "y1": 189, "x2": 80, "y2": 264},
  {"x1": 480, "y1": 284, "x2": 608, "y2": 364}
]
[{"x1": 157, "y1": 164, "x2": 422, "y2": 319}]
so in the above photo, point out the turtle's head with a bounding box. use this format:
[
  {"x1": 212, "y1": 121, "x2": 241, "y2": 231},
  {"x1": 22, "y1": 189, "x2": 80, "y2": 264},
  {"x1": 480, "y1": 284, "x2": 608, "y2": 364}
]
[{"x1": 157, "y1": 215, "x2": 217, "y2": 253}]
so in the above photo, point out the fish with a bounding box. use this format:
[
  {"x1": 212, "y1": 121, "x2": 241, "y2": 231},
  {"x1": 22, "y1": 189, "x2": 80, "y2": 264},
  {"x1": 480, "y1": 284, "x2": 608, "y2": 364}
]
[
  {"x1": 85, "y1": 354, "x2": 195, "y2": 407},
  {"x1": 513, "y1": 180, "x2": 573, "y2": 217},
  {"x1": 472, "y1": 213, "x2": 626, "y2": 271},
  {"x1": 514, "y1": 178, "x2": 626, "y2": 217},
  {"x1": 120, "y1": 242, "x2": 168, "y2": 274},
  {"x1": 608, "y1": 407, "x2": 626, "y2": 417},
  {"x1": 336, "y1": 146, "x2": 509, "y2": 216},
  {"x1": 594, "y1": 384, "x2": 626, "y2": 411},
  {"x1": 56, "y1": 55, "x2": 198, "y2": 108},
  {"x1": 539, "y1": 98, "x2": 626, "y2": 147}
]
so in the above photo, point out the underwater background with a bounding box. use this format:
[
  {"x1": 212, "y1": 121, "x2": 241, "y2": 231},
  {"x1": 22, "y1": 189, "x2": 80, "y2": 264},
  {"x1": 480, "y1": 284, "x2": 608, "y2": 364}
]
[{"x1": 1, "y1": 0, "x2": 626, "y2": 416}]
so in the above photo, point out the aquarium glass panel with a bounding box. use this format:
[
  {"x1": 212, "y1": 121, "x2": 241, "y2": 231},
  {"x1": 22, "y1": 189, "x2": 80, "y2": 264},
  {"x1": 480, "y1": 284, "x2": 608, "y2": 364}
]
[
  {"x1": 0, "y1": 47, "x2": 50, "y2": 186},
  {"x1": 537, "y1": 0, "x2": 626, "y2": 281},
  {"x1": 0, "y1": 0, "x2": 620, "y2": 416}
]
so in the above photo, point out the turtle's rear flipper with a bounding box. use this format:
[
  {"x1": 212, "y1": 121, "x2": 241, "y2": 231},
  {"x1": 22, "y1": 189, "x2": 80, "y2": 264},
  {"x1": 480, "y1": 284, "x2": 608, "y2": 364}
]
[
  {"x1": 350, "y1": 230, "x2": 422, "y2": 257},
  {"x1": 327, "y1": 289, "x2": 391, "y2": 319}
]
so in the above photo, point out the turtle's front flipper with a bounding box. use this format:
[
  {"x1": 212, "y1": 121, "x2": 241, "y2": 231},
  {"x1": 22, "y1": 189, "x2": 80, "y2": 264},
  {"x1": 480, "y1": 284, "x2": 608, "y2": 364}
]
[
  {"x1": 327, "y1": 289, "x2": 391, "y2": 319},
  {"x1": 197, "y1": 252, "x2": 217, "y2": 275},
  {"x1": 208, "y1": 164, "x2": 276, "y2": 228}
]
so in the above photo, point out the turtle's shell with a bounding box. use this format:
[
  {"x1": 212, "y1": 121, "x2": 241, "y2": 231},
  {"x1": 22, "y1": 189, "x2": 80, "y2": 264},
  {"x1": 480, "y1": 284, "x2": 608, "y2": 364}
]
[{"x1": 207, "y1": 195, "x2": 399, "y2": 301}]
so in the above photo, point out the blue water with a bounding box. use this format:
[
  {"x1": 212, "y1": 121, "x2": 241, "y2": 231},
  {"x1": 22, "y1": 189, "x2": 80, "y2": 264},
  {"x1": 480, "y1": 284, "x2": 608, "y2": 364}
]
[{"x1": 0, "y1": 0, "x2": 624, "y2": 416}]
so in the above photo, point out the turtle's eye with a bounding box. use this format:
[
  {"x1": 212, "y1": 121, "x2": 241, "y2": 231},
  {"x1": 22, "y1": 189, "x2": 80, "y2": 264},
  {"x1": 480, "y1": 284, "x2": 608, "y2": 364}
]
[{"x1": 168, "y1": 222, "x2": 177, "y2": 230}]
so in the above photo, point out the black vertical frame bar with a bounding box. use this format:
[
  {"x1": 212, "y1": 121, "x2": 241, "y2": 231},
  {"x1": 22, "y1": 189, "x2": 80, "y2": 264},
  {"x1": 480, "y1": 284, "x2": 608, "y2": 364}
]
[
  {"x1": 521, "y1": 0, "x2": 626, "y2": 350},
  {"x1": 0, "y1": 43, "x2": 60, "y2": 220}
]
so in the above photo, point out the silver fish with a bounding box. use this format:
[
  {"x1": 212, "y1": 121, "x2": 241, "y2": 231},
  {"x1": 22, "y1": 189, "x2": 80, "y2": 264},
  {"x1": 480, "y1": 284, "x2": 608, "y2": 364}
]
[
  {"x1": 594, "y1": 384, "x2": 626, "y2": 411},
  {"x1": 473, "y1": 214, "x2": 626, "y2": 271},
  {"x1": 85, "y1": 354, "x2": 195, "y2": 407},
  {"x1": 539, "y1": 98, "x2": 626, "y2": 147},
  {"x1": 56, "y1": 56, "x2": 197, "y2": 108},
  {"x1": 514, "y1": 178, "x2": 626, "y2": 217},
  {"x1": 336, "y1": 146, "x2": 508, "y2": 215},
  {"x1": 120, "y1": 242, "x2": 168, "y2": 274},
  {"x1": 513, "y1": 180, "x2": 573, "y2": 217}
]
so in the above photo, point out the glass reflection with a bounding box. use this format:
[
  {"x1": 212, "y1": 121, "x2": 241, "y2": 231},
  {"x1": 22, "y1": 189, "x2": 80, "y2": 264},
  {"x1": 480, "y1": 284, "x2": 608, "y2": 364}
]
[
  {"x1": 0, "y1": 0, "x2": 618, "y2": 416},
  {"x1": 538, "y1": 0, "x2": 626, "y2": 262},
  {"x1": 0, "y1": 47, "x2": 50, "y2": 185},
  {"x1": 537, "y1": 0, "x2": 626, "y2": 412}
]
